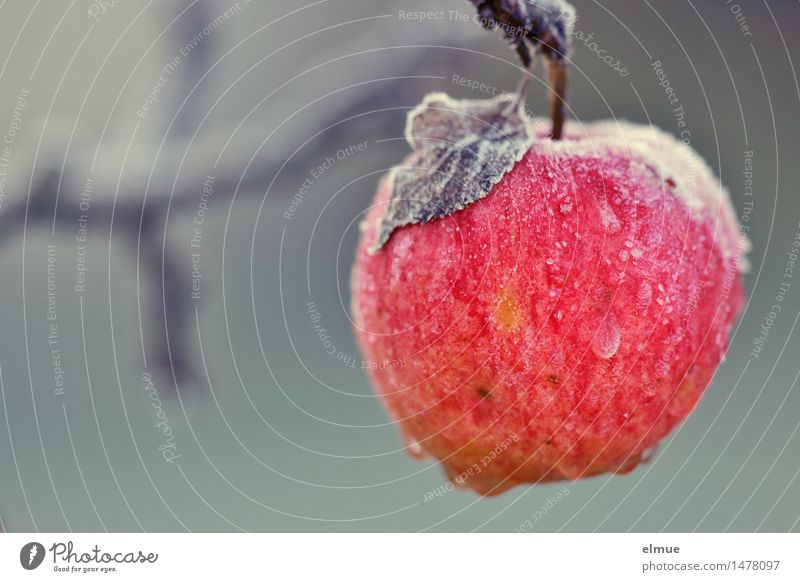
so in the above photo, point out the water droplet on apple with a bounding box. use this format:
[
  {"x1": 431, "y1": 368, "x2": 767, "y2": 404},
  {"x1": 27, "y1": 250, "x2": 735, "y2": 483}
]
[{"x1": 592, "y1": 315, "x2": 620, "y2": 359}]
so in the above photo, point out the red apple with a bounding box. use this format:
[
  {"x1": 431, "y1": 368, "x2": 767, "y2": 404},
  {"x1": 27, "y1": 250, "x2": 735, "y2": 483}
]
[{"x1": 352, "y1": 113, "x2": 746, "y2": 495}]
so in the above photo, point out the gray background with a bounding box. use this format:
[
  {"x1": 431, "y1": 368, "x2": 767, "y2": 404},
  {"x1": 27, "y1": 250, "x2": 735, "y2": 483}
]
[{"x1": 0, "y1": 0, "x2": 797, "y2": 532}]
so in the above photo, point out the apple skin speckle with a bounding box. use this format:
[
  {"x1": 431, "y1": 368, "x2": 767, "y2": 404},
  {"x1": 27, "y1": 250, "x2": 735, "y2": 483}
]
[{"x1": 352, "y1": 119, "x2": 746, "y2": 496}]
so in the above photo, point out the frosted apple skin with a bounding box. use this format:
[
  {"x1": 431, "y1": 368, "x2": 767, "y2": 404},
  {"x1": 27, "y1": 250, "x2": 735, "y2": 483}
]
[{"x1": 352, "y1": 120, "x2": 745, "y2": 495}]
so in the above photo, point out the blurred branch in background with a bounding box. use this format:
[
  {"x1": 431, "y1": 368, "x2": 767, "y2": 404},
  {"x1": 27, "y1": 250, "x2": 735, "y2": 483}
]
[{"x1": 0, "y1": 0, "x2": 485, "y2": 391}]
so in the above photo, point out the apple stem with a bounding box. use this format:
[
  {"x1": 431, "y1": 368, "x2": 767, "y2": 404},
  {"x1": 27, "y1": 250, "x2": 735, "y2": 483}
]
[
  {"x1": 514, "y1": 58, "x2": 568, "y2": 140},
  {"x1": 515, "y1": 68, "x2": 532, "y2": 101},
  {"x1": 547, "y1": 59, "x2": 568, "y2": 140}
]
